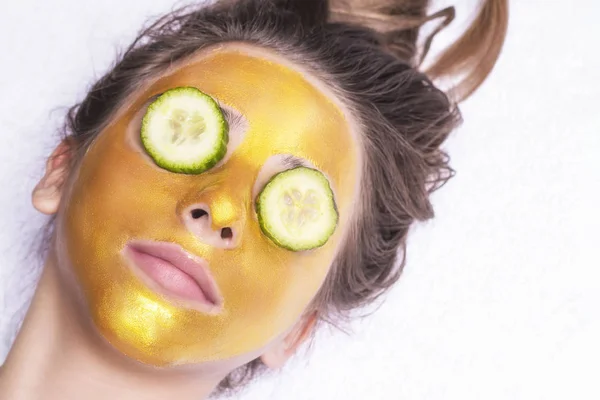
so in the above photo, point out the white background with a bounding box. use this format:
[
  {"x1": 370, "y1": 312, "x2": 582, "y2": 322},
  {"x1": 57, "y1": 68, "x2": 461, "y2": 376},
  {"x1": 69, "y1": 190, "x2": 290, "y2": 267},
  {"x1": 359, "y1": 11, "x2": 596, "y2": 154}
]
[{"x1": 1, "y1": 1, "x2": 598, "y2": 399}]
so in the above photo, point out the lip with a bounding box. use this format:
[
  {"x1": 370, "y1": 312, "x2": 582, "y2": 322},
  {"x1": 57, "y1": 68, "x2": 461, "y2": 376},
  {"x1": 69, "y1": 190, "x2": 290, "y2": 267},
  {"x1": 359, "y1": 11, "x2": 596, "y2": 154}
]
[{"x1": 122, "y1": 240, "x2": 223, "y2": 314}]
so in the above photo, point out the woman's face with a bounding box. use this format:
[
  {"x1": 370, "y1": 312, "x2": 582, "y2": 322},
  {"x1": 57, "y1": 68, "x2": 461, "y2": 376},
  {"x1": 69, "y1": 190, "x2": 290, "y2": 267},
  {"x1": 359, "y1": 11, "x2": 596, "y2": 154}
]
[{"x1": 55, "y1": 43, "x2": 361, "y2": 367}]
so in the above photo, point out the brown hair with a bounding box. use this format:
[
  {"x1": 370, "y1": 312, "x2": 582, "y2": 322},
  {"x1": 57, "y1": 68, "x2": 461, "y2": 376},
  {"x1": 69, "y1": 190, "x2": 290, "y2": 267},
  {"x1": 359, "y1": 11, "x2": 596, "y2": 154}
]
[{"x1": 39, "y1": 0, "x2": 508, "y2": 397}]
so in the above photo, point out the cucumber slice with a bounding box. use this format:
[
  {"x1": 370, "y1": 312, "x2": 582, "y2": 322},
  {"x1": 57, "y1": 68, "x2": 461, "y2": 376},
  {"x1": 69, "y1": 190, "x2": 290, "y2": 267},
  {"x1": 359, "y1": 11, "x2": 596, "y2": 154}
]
[
  {"x1": 140, "y1": 86, "x2": 228, "y2": 174},
  {"x1": 256, "y1": 167, "x2": 338, "y2": 251}
]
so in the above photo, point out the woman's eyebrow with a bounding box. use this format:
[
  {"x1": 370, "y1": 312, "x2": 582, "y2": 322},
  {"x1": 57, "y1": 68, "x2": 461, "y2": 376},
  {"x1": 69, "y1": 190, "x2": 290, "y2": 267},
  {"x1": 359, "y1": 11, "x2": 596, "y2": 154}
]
[
  {"x1": 219, "y1": 105, "x2": 245, "y2": 131},
  {"x1": 144, "y1": 93, "x2": 161, "y2": 106},
  {"x1": 281, "y1": 155, "x2": 307, "y2": 169}
]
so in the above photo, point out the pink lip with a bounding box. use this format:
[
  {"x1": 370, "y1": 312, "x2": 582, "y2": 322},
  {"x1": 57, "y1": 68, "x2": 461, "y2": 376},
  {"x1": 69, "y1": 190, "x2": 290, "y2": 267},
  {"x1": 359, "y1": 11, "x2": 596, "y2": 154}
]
[{"x1": 122, "y1": 240, "x2": 223, "y2": 313}]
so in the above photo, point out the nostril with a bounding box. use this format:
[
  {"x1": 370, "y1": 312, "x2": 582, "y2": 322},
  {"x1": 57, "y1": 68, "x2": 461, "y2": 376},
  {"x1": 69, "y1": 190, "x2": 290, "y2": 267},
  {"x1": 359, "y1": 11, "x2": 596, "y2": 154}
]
[
  {"x1": 191, "y1": 209, "x2": 208, "y2": 219},
  {"x1": 220, "y1": 227, "x2": 233, "y2": 240}
]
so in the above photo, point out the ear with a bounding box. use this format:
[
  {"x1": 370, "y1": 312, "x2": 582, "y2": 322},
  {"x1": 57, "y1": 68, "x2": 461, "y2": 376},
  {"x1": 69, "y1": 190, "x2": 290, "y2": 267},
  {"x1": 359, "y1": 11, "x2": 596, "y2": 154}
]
[
  {"x1": 260, "y1": 312, "x2": 318, "y2": 370},
  {"x1": 32, "y1": 139, "x2": 74, "y2": 215}
]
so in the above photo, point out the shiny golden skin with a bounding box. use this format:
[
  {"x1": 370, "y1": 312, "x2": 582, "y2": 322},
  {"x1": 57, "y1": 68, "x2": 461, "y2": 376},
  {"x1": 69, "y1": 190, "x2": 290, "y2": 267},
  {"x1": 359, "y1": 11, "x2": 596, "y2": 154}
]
[{"x1": 61, "y1": 46, "x2": 360, "y2": 366}]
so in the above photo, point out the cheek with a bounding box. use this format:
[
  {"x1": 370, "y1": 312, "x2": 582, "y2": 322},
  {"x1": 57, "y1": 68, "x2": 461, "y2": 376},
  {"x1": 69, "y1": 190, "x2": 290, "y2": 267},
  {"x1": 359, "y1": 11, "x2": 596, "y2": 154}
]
[
  {"x1": 224, "y1": 221, "x2": 337, "y2": 324},
  {"x1": 67, "y1": 129, "x2": 186, "y2": 237},
  {"x1": 61, "y1": 131, "x2": 187, "y2": 290}
]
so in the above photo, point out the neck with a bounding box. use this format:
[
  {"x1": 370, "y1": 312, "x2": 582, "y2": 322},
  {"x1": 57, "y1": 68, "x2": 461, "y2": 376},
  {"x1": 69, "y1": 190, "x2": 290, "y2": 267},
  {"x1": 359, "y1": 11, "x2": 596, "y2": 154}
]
[{"x1": 0, "y1": 253, "x2": 224, "y2": 400}]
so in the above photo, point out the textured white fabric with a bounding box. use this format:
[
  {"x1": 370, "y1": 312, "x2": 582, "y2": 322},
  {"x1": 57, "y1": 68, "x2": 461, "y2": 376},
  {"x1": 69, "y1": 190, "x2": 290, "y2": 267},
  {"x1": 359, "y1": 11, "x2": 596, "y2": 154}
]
[{"x1": 1, "y1": 1, "x2": 598, "y2": 399}]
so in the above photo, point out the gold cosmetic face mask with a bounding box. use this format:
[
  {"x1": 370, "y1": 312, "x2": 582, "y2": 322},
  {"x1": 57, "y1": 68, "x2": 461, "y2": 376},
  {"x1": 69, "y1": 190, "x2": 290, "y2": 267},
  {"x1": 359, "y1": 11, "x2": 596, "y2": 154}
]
[{"x1": 60, "y1": 46, "x2": 360, "y2": 367}]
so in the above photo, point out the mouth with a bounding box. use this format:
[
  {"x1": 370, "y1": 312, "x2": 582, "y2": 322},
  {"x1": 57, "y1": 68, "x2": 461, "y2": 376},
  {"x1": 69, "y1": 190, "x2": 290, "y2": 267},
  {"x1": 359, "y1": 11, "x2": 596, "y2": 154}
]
[{"x1": 122, "y1": 240, "x2": 223, "y2": 314}]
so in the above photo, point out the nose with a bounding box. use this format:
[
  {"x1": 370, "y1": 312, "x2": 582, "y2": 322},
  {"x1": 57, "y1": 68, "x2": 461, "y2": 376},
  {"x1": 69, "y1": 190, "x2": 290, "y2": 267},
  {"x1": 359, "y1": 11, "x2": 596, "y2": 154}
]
[{"x1": 181, "y1": 194, "x2": 245, "y2": 250}]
